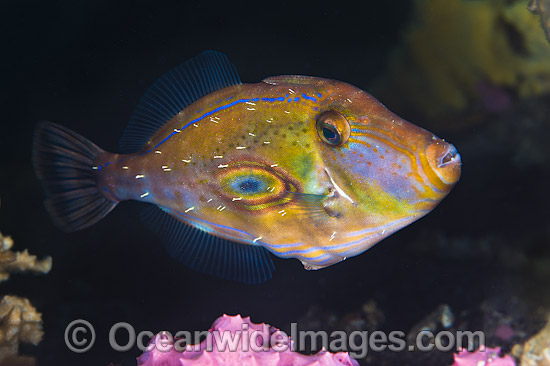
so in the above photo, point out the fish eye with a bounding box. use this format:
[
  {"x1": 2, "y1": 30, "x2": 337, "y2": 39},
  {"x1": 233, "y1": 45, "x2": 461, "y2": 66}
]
[{"x1": 316, "y1": 110, "x2": 350, "y2": 146}]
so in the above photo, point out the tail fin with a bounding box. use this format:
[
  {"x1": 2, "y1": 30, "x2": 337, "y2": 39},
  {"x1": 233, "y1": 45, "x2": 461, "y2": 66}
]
[{"x1": 32, "y1": 121, "x2": 117, "y2": 232}]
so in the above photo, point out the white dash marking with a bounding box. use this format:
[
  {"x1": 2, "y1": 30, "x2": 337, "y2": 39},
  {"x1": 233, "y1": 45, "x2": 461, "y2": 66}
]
[
  {"x1": 155, "y1": 150, "x2": 162, "y2": 154},
  {"x1": 245, "y1": 101, "x2": 256, "y2": 106},
  {"x1": 284, "y1": 110, "x2": 290, "y2": 114},
  {"x1": 247, "y1": 107, "x2": 256, "y2": 111},
  {"x1": 122, "y1": 166, "x2": 129, "y2": 170},
  {"x1": 184, "y1": 206, "x2": 195, "y2": 213},
  {"x1": 266, "y1": 118, "x2": 273, "y2": 123},
  {"x1": 213, "y1": 155, "x2": 223, "y2": 159},
  {"x1": 181, "y1": 159, "x2": 191, "y2": 163},
  {"x1": 92, "y1": 166, "x2": 99, "y2": 170},
  {"x1": 270, "y1": 163, "x2": 278, "y2": 167},
  {"x1": 232, "y1": 197, "x2": 242, "y2": 201},
  {"x1": 218, "y1": 164, "x2": 228, "y2": 168},
  {"x1": 263, "y1": 141, "x2": 270, "y2": 144},
  {"x1": 174, "y1": 129, "x2": 181, "y2": 133},
  {"x1": 236, "y1": 146, "x2": 247, "y2": 150},
  {"x1": 278, "y1": 209, "x2": 287, "y2": 216},
  {"x1": 216, "y1": 205, "x2": 226, "y2": 211},
  {"x1": 210, "y1": 117, "x2": 219, "y2": 123},
  {"x1": 207, "y1": 198, "x2": 213, "y2": 203},
  {"x1": 140, "y1": 192, "x2": 149, "y2": 198},
  {"x1": 193, "y1": 123, "x2": 199, "y2": 127},
  {"x1": 325, "y1": 168, "x2": 355, "y2": 204},
  {"x1": 288, "y1": 88, "x2": 295, "y2": 94},
  {"x1": 161, "y1": 165, "x2": 168, "y2": 169},
  {"x1": 346, "y1": 98, "x2": 352, "y2": 103},
  {"x1": 163, "y1": 168, "x2": 172, "y2": 172},
  {"x1": 253, "y1": 236, "x2": 262, "y2": 243},
  {"x1": 248, "y1": 132, "x2": 255, "y2": 136},
  {"x1": 135, "y1": 174, "x2": 145, "y2": 179},
  {"x1": 329, "y1": 232, "x2": 336, "y2": 241}
]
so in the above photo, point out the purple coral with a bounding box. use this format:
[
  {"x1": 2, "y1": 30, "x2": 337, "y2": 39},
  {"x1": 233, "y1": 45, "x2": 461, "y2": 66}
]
[
  {"x1": 137, "y1": 314, "x2": 359, "y2": 366},
  {"x1": 452, "y1": 347, "x2": 515, "y2": 366}
]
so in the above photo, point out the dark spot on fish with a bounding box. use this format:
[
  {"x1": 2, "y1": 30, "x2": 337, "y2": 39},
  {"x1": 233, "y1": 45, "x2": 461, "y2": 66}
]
[
  {"x1": 254, "y1": 139, "x2": 258, "y2": 143},
  {"x1": 305, "y1": 143, "x2": 310, "y2": 149},
  {"x1": 302, "y1": 128, "x2": 307, "y2": 133},
  {"x1": 282, "y1": 134, "x2": 287, "y2": 138},
  {"x1": 367, "y1": 161, "x2": 372, "y2": 167},
  {"x1": 288, "y1": 126, "x2": 294, "y2": 130},
  {"x1": 273, "y1": 130, "x2": 279, "y2": 136}
]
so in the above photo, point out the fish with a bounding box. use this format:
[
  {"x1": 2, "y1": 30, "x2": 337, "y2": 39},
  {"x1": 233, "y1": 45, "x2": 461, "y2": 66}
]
[{"x1": 32, "y1": 51, "x2": 461, "y2": 284}]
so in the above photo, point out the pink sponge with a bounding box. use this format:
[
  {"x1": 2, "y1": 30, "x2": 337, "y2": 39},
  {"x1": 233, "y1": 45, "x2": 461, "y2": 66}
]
[
  {"x1": 452, "y1": 347, "x2": 515, "y2": 366},
  {"x1": 137, "y1": 314, "x2": 358, "y2": 366}
]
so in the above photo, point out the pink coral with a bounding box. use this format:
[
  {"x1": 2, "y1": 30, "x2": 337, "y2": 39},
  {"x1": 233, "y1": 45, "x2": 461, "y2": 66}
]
[
  {"x1": 137, "y1": 314, "x2": 358, "y2": 366},
  {"x1": 452, "y1": 347, "x2": 515, "y2": 366}
]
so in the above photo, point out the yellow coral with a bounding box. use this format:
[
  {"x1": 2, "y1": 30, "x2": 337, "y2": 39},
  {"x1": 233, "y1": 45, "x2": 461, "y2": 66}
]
[
  {"x1": 0, "y1": 231, "x2": 51, "y2": 366},
  {"x1": 512, "y1": 313, "x2": 550, "y2": 366},
  {"x1": 380, "y1": 0, "x2": 550, "y2": 123},
  {"x1": 529, "y1": 0, "x2": 550, "y2": 42},
  {"x1": 0, "y1": 296, "x2": 44, "y2": 366},
  {"x1": 0, "y1": 232, "x2": 52, "y2": 282}
]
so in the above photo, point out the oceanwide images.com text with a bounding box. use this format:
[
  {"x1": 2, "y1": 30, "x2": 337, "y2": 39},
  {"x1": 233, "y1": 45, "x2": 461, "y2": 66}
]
[{"x1": 65, "y1": 319, "x2": 485, "y2": 358}]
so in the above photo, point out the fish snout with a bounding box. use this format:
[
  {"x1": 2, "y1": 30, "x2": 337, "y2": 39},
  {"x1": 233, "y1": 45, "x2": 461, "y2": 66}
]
[{"x1": 425, "y1": 138, "x2": 461, "y2": 186}]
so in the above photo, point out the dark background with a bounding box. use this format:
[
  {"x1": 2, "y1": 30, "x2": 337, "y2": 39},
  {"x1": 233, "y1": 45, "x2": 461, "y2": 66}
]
[{"x1": 1, "y1": 1, "x2": 548, "y2": 366}]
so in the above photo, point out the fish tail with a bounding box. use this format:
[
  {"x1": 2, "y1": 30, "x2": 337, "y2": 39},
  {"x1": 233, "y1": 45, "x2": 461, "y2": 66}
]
[{"x1": 32, "y1": 121, "x2": 117, "y2": 232}]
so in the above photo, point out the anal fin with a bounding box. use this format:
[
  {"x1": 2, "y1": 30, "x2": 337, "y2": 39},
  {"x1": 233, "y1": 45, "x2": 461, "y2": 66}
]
[{"x1": 141, "y1": 206, "x2": 275, "y2": 284}]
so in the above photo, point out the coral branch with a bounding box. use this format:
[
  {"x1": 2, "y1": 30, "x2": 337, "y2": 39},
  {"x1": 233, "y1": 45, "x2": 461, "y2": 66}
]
[{"x1": 0, "y1": 232, "x2": 52, "y2": 283}]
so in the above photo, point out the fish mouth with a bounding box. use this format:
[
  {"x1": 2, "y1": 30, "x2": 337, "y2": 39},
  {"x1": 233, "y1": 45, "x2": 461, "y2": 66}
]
[
  {"x1": 322, "y1": 168, "x2": 356, "y2": 218},
  {"x1": 426, "y1": 139, "x2": 462, "y2": 186}
]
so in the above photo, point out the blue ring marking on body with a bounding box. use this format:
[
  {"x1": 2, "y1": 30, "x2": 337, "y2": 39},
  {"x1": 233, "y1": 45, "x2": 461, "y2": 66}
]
[
  {"x1": 251, "y1": 97, "x2": 259, "y2": 102},
  {"x1": 293, "y1": 97, "x2": 300, "y2": 102}
]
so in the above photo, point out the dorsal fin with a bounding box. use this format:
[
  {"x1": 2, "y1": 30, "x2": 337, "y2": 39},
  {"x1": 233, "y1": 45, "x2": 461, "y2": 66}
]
[{"x1": 119, "y1": 51, "x2": 241, "y2": 153}]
